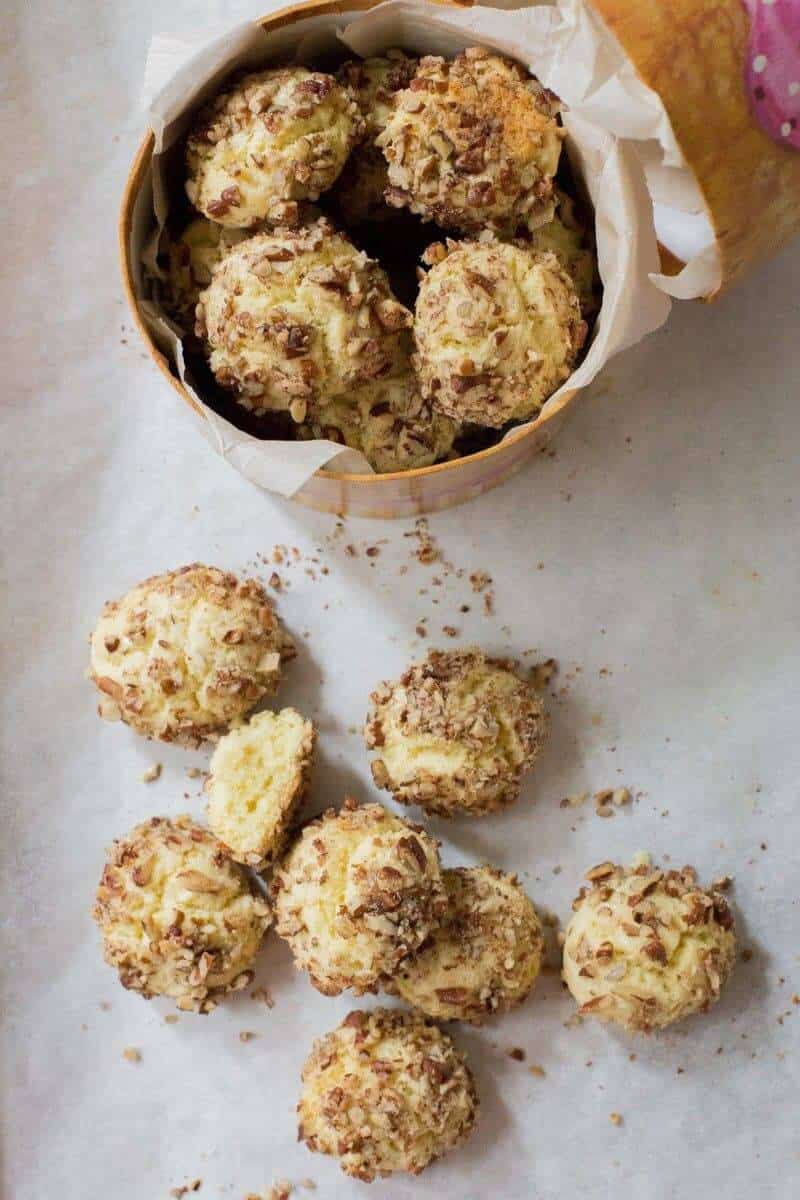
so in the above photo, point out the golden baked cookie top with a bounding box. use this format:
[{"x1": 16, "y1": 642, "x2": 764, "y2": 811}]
[
  {"x1": 271, "y1": 800, "x2": 446, "y2": 995},
  {"x1": 377, "y1": 47, "x2": 563, "y2": 236},
  {"x1": 186, "y1": 67, "x2": 363, "y2": 228},
  {"x1": 89, "y1": 564, "x2": 294, "y2": 744},
  {"x1": 92, "y1": 815, "x2": 271, "y2": 1013},
  {"x1": 298, "y1": 1007, "x2": 478, "y2": 1180},
  {"x1": 365, "y1": 647, "x2": 548, "y2": 815},
  {"x1": 562, "y1": 856, "x2": 737, "y2": 1032},
  {"x1": 414, "y1": 239, "x2": 586, "y2": 428},
  {"x1": 195, "y1": 218, "x2": 413, "y2": 419},
  {"x1": 394, "y1": 865, "x2": 543, "y2": 1023}
]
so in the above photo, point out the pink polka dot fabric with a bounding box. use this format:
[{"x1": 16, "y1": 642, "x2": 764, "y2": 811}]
[{"x1": 742, "y1": 0, "x2": 800, "y2": 149}]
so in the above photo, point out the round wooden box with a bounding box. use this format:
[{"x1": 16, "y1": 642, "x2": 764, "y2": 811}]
[{"x1": 119, "y1": 0, "x2": 800, "y2": 517}]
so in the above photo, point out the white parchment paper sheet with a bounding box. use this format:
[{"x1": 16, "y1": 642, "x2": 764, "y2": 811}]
[
  {"x1": 2, "y1": 2, "x2": 799, "y2": 1199},
  {"x1": 134, "y1": 0, "x2": 681, "y2": 495}
]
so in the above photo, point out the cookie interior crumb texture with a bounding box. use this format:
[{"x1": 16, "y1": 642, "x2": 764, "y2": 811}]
[
  {"x1": 298, "y1": 1007, "x2": 478, "y2": 1180},
  {"x1": 185, "y1": 67, "x2": 363, "y2": 228},
  {"x1": 414, "y1": 239, "x2": 587, "y2": 428},
  {"x1": 89, "y1": 564, "x2": 294, "y2": 744},
  {"x1": 377, "y1": 47, "x2": 563, "y2": 236},
  {"x1": 92, "y1": 815, "x2": 272, "y2": 1013},
  {"x1": 206, "y1": 707, "x2": 316, "y2": 868},
  {"x1": 271, "y1": 801, "x2": 446, "y2": 995},
  {"x1": 393, "y1": 866, "x2": 544, "y2": 1023},
  {"x1": 366, "y1": 647, "x2": 548, "y2": 816},
  {"x1": 562, "y1": 858, "x2": 737, "y2": 1032}
]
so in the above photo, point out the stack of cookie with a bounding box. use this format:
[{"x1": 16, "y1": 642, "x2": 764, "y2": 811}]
[{"x1": 158, "y1": 46, "x2": 599, "y2": 473}]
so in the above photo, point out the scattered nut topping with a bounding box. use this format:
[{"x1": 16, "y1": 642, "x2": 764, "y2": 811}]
[
  {"x1": 170, "y1": 1181, "x2": 202, "y2": 1198},
  {"x1": 584, "y1": 861, "x2": 616, "y2": 881},
  {"x1": 141, "y1": 763, "x2": 162, "y2": 784}
]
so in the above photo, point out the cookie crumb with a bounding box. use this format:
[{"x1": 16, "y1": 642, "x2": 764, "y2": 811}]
[
  {"x1": 251, "y1": 986, "x2": 275, "y2": 1009},
  {"x1": 141, "y1": 763, "x2": 162, "y2": 784},
  {"x1": 560, "y1": 791, "x2": 589, "y2": 809},
  {"x1": 609, "y1": 1112, "x2": 623, "y2": 1126},
  {"x1": 239, "y1": 1030, "x2": 258, "y2": 1043},
  {"x1": 469, "y1": 570, "x2": 492, "y2": 593},
  {"x1": 529, "y1": 1064, "x2": 546, "y2": 1078},
  {"x1": 170, "y1": 1181, "x2": 202, "y2": 1198},
  {"x1": 164, "y1": 1014, "x2": 179, "y2": 1025},
  {"x1": 531, "y1": 658, "x2": 558, "y2": 689},
  {"x1": 122, "y1": 1047, "x2": 141, "y2": 1063},
  {"x1": 507, "y1": 1047, "x2": 526, "y2": 1062}
]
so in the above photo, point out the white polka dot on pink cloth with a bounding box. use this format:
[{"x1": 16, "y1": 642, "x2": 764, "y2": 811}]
[{"x1": 743, "y1": 0, "x2": 800, "y2": 150}]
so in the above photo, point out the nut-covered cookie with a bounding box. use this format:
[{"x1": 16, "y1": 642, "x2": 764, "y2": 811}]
[
  {"x1": 89, "y1": 564, "x2": 294, "y2": 744},
  {"x1": 297, "y1": 371, "x2": 458, "y2": 473},
  {"x1": 333, "y1": 51, "x2": 419, "y2": 225},
  {"x1": 271, "y1": 800, "x2": 446, "y2": 995},
  {"x1": 195, "y1": 218, "x2": 412, "y2": 418},
  {"x1": 394, "y1": 866, "x2": 543, "y2": 1023},
  {"x1": 298, "y1": 1007, "x2": 478, "y2": 1181},
  {"x1": 185, "y1": 67, "x2": 363, "y2": 228},
  {"x1": 92, "y1": 815, "x2": 272, "y2": 1013},
  {"x1": 377, "y1": 47, "x2": 563, "y2": 236},
  {"x1": 162, "y1": 217, "x2": 252, "y2": 326},
  {"x1": 525, "y1": 187, "x2": 599, "y2": 316},
  {"x1": 206, "y1": 707, "x2": 316, "y2": 869},
  {"x1": 366, "y1": 648, "x2": 548, "y2": 816},
  {"x1": 414, "y1": 239, "x2": 587, "y2": 428},
  {"x1": 562, "y1": 856, "x2": 737, "y2": 1032}
]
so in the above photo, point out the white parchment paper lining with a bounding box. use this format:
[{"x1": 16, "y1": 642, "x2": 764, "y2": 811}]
[{"x1": 131, "y1": 0, "x2": 715, "y2": 496}]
